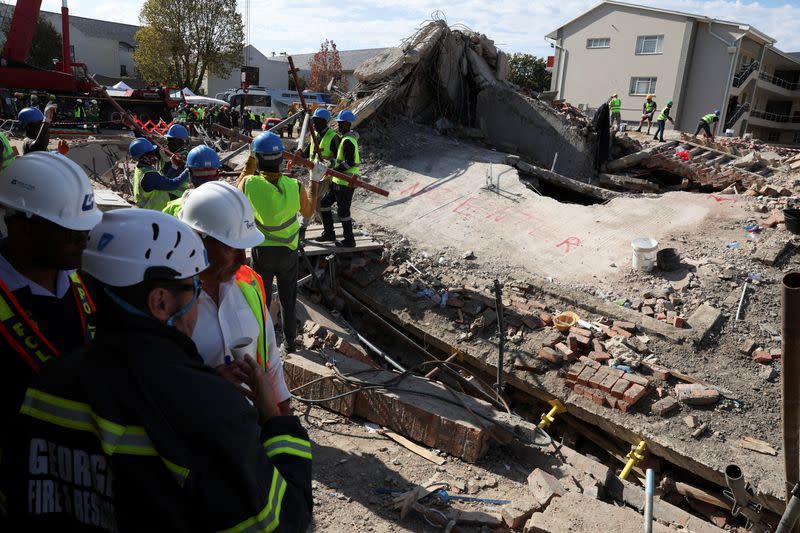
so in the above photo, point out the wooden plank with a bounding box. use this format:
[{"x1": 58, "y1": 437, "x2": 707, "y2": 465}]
[
  {"x1": 737, "y1": 436, "x2": 777, "y2": 456},
  {"x1": 382, "y1": 429, "x2": 446, "y2": 465}
]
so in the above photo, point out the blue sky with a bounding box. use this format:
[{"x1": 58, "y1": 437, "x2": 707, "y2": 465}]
[{"x1": 12, "y1": 0, "x2": 800, "y2": 58}]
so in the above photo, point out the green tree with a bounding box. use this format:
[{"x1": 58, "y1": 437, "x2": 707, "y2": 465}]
[
  {"x1": 133, "y1": 0, "x2": 244, "y2": 92},
  {"x1": 308, "y1": 40, "x2": 346, "y2": 93},
  {"x1": 0, "y1": 16, "x2": 62, "y2": 69},
  {"x1": 508, "y1": 53, "x2": 552, "y2": 93}
]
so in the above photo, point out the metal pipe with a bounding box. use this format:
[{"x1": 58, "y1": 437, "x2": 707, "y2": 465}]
[
  {"x1": 784, "y1": 272, "x2": 800, "y2": 528},
  {"x1": 735, "y1": 281, "x2": 748, "y2": 321},
  {"x1": 777, "y1": 483, "x2": 800, "y2": 533},
  {"x1": 493, "y1": 280, "x2": 505, "y2": 394},
  {"x1": 550, "y1": 152, "x2": 559, "y2": 172},
  {"x1": 644, "y1": 469, "x2": 655, "y2": 533},
  {"x1": 296, "y1": 112, "x2": 310, "y2": 153},
  {"x1": 354, "y1": 332, "x2": 406, "y2": 373}
]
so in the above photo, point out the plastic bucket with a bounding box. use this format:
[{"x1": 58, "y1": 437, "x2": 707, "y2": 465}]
[
  {"x1": 632, "y1": 237, "x2": 658, "y2": 271},
  {"x1": 784, "y1": 209, "x2": 800, "y2": 234},
  {"x1": 657, "y1": 248, "x2": 681, "y2": 271}
]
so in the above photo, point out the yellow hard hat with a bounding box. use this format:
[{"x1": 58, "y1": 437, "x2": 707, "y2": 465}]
[{"x1": 646, "y1": 94, "x2": 652, "y2": 100}]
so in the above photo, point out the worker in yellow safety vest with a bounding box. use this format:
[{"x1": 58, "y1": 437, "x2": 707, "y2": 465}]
[
  {"x1": 316, "y1": 109, "x2": 359, "y2": 248},
  {"x1": 0, "y1": 152, "x2": 102, "y2": 470},
  {"x1": 179, "y1": 181, "x2": 292, "y2": 415},
  {"x1": 636, "y1": 94, "x2": 658, "y2": 134},
  {"x1": 240, "y1": 132, "x2": 324, "y2": 354},
  {"x1": 298, "y1": 107, "x2": 338, "y2": 241},
  {"x1": 129, "y1": 137, "x2": 189, "y2": 211},
  {"x1": 608, "y1": 93, "x2": 622, "y2": 130},
  {"x1": 0, "y1": 131, "x2": 15, "y2": 171},
  {"x1": 694, "y1": 109, "x2": 720, "y2": 141}
]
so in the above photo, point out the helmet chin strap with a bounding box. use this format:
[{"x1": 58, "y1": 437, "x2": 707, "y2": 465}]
[{"x1": 166, "y1": 276, "x2": 201, "y2": 327}]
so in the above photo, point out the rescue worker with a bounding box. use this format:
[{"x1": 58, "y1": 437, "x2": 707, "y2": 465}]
[
  {"x1": 636, "y1": 94, "x2": 657, "y2": 134},
  {"x1": 608, "y1": 93, "x2": 622, "y2": 130},
  {"x1": 74, "y1": 98, "x2": 86, "y2": 126},
  {"x1": 162, "y1": 123, "x2": 190, "y2": 180},
  {"x1": 162, "y1": 145, "x2": 222, "y2": 216},
  {"x1": 653, "y1": 100, "x2": 674, "y2": 142},
  {"x1": 0, "y1": 152, "x2": 102, "y2": 466},
  {"x1": 129, "y1": 137, "x2": 189, "y2": 211},
  {"x1": 299, "y1": 107, "x2": 338, "y2": 241},
  {"x1": 87, "y1": 99, "x2": 100, "y2": 131},
  {"x1": 241, "y1": 132, "x2": 324, "y2": 354},
  {"x1": 179, "y1": 181, "x2": 292, "y2": 415},
  {"x1": 18, "y1": 98, "x2": 56, "y2": 154},
  {"x1": 317, "y1": 109, "x2": 359, "y2": 248},
  {"x1": 0, "y1": 208, "x2": 313, "y2": 531},
  {"x1": 0, "y1": 131, "x2": 15, "y2": 171},
  {"x1": 694, "y1": 109, "x2": 721, "y2": 140}
]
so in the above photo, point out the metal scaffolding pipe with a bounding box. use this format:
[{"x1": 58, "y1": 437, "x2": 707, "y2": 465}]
[{"x1": 783, "y1": 272, "x2": 800, "y2": 530}]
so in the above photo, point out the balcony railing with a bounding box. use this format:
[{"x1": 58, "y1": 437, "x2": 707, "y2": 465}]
[
  {"x1": 733, "y1": 61, "x2": 760, "y2": 88},
  {"x1": 749, "y1": 108, "x2": 800, "y2": 123},
  {"x1": 758, "y1": 70, "x2": 800, "y2": 91},
  {"x1": 724, "y1": 102, "x2": 750, "y2": 130}
]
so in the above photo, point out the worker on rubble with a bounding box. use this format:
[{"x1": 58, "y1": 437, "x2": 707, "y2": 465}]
[
  {"x1": 636, "y1": 94, "x2": 657, "y2": 134},
  {"x1": 162, "y1": 123, "x2": 190, "y2": 181},
  {"x1": 241, "y1": 132, "x2": 324, "y2": 355},
  {"x1": 0, "y1": 208, "x2": 313, "y2": 531},
  {"x1": 608, "y1": 93, "x2": 622, "y2": 130},
  {"x1": 0, "y1": 152, "x2": 102, "y2": 473},
  {"x1": 653, "y1": 100, "x2": 674, "y2": 142},
  {"x1": 162, "y1": 145, "x2": 222, "y2": 216},
  {"x1": 18, "y1": 98, "x2": 56, "y2": 154},
  {"x1": 317, "y1": 109, "x2": 359, "y2": 248},
  {"x1": 694, "y1": 110, "x2": 721, "y2": 141},
  {"x1": 178, "y1": 181, "x2": 292, "y2": 415},
  {"x1": 87, "y1": 99, "x2": 100, "y2": 131},
  {"x1": 74, "y1": 98, "x2": 86, "y2": 126},
  {"x1": 298, "y1": 107, "x2": 338, "y2": 242},
  {"x1": 129, "y1": 137, "x2": 189, "y2": 211}
]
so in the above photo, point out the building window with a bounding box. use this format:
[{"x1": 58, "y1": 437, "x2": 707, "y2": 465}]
[
  {"x1": 586, "y1": 38, "x2": 611, "y2": 49},
  {"x1": 767, "y1": 130, "x2": 780, "y2": 142},
  {"x1": 120, "y1": 65, "x2": 128, "y2": 76},
  {"x1": 629, "y1": 77, "x2": 657, "y2": 95},
  {"x1": 636, "y1": 35, "x2": 664, "y2": 55}
]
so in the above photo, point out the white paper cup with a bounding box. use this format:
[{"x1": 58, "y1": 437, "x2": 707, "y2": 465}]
[{"x1": 230, "y1": 337, "x2": 255, "y2": 360}]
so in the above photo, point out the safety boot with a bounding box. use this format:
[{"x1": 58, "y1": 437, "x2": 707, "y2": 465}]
[
  {"x1": 315, "y1": 210, "x2": 336, "y2": 242},
  {"x1": 336, "y1": 220, "x2": 356, "y2": 248}
]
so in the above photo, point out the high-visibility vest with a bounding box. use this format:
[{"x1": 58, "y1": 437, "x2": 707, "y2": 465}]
[
  {"x1": 609, "y1": 98, "x2": 621, "y2": 113},
  {"x1": 162, "y1": 195, "x2": 184, "y2": 217},
  {"x1": 133, "y1": 164, "x2": 171, "y2": 211},
  {"x1": 0, "y1": 131, "x2": 14, "y2": 171},
  {"x1": 0, "y1": 272, "x2": 95, "y2": 372},
  {"x1": 310, "y1": 128, "x2": 337, "y2": 161},
  {"x1": 244, "y1": 174, "x2": 301, "y2": 250},
  {"x1": 702, "y1": 113, "x2": 718, "y2": 124},
  {"x1": 644, "y1": 101, "x2": 656, "y2": 113},
  {"x1": 74, "y1": 106, "x2": 85, "y2": 119},
  {"x1": 333, "y1": 133, "x2": 360, "y2": 187},
  {"x1": 657, "y1": 106, "x2": 671, "y2": 121},
  {"x1": 234, "y1": 265, "x2": 268, "y2": 370},
  {"x1": 178, "y1": 109, "x2": 187, "y2": 122}
]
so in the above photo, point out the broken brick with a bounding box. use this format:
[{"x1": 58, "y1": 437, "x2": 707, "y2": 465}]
[
  {"x1": 612, "y1": 320, "x2": 636, "y2": 333},
  {"x1": 576, "y1": 366, "x2": 596, "y2": 385},
  {"x1": 521, "y1": 316, "x2": 542, "y2": 330},
  {"x1": 568, "y1": 333, "x2": 591, "y2": 350},
  {"x1": 655, "y1": 312, "x2": 667, "y2": 321},
  {"x1": 592, "y1": 339, "x2": 605, "y2": 353},
  {"x1": 569, "y1": 326, "x2": 593, "y2": 338},
  {"x1": 752, "y1": 350, "x2": 773, "y2": 364},
  {"x1": 539, "y1": 312, "x2": 554, "y2": 326},
  {"x1": 675, "y1": 383, "x2": 720, "y2": 406},
  {"x1": 555, "y1": 342, "x2": 575, "y2": 360},
  {"x1": 672, "y1": 316, "x2": 686, "y2": 328},
  {"x1": 616, "y1": 400, "x2": 631, "y2": 413},
  {"x1": 527, "y1": 469, "x2": 565, "y2": 507},
  {"x1": 579, "y1": 355, "x2": 601, "y2": 368},
  {"x1": 623, "y1": 383, "x2": 649, "y2": 405},
  {"x1": 567, "y1": 335, "x2": 579, "y2": 352},
  {"x1": 589, "y1": 351, "x2": 611, "y2": 363},
  {"x1": 612, "y1": 327, "x2": 633, "y2": 338},
  {"x1": 739, "y1": 339, "x2": 757, "y2": 355},
  {"x1": 762, "y1": 209, "x2": 785, "y2": 228},
  {"x1": 566, "y1": 363, "x2": 585, "y2": 382},
  {"x1": 771, "y1": 348, "x2": 782, "y2": 360},
  {"x1": 641, "y1": 306, "x2": 654, "y2": 317},
  {"x1": 589, "y1": 390, "x2": 607, "y2": 406},
  {"x1": 611, "y1": 378, "x2": 631, "y2": 399},
  {"x1": 323, "y1": 330, "x2": 339, "y2": 347},
  {"x1": 625, "y1": 373, "x2": 651, "y2": 387},
  {"x1": 646, "y1": 364, "x2": 671, "y2": 381},
  {"x1": 651, "y1": 396, "x2": 680, "y2": 417},
  {"x1": 538, "y1": 347, "x2": 562, "y2": 364}
]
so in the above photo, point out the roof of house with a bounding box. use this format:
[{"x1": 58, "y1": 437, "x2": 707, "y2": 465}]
[
  {"x1": 546, "y1": 0, "x2": 775, "y2": 44},
  {"x1": 273, "y1": 47, "x2": 393, "y2": 72},
  {"x1": 788, "y1": 52, "x2": 800, "y2": 62},
  {"x1": 0, "y1": 5, "x2": 139, "y2": 46}
]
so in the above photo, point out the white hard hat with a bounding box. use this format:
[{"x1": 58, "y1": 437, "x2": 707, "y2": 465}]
[
  {"x1": 83, "y1": 209, "x2": 209, "y2": 287},
  {"x1": 0, "y1": 152, "x2": 102, "y2": 231},
  {"x1": 77, "y1": 99, "x2": 82, "y2": 103},
  {"x1": 91, "y1": 100, "x2": 97, "y2": 104},
  {"x1": 179, "y1": 181, "x2": 264, "y2": 249}
]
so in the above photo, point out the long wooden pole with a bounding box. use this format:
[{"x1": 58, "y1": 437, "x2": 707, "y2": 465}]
[
  {"x1": 287, "y1": 56, "x2": 321, "y2": 156},
  {"x1": 783, "y1": 272, "x2": 800, "y2": 533},
  {"x1": 211, "y1": 123, "x2": 389, "y2": 197}
]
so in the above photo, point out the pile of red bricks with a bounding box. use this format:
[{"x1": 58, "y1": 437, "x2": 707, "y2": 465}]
[
  {"x1": 565, "y1": 356, "x2": 652, "y2": 412},
  {"x1": 642, "y1": 152, "x2": 760, "y2": 191},
  {"x1": 300, "y1": 320, "x2": 380, "y2": 368}
]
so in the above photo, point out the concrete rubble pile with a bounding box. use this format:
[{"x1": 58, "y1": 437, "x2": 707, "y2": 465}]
[{"x1": 348, "y1": 20, "x2": 599, "y2": 178}]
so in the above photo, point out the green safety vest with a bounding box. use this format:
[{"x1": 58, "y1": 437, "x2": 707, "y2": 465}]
[
  {"x1": 162, "y1": 195, "x2": 184, "y2": 217},
  {"x1": 644, "y1": 101, "x2": 656, "y2": 113},
  {"x1": 0, "y1": 132, "x2": 15, "y2": 171},
  {"x1": 333, "y1": 133, "x2": 360, "y2": 187},
  {"x1": 702, "y1": 113, "x2": 718, "y2": 124},
  {"x1": 310, "y1": 128, "x2": 337, "y2": 161},
  {"x1": 178, "y1": 110, "x2": 187, "y2": 121},
  {"x1": 244, "y1": 174, "x2": 301, "y2": 250},
  {"x1": 657, "y1": 106, "x2": 671, "y2": 121},
  {"x1": 609, "y1": 98, "x2": 621, "y2": 113},
  {"x1": 133, "y1": 164, "x2": 172, "y2": 212},
  {"x1": 74, "y1": 106, "x2": 85, "y2": 119},
  {"x1": 234, "y1": 265, "x2": 269, "y2": 370}
]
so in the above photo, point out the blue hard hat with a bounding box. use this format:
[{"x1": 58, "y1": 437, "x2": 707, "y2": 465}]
[
  {"x1": 312, "y1": 108, "x2": 332, "y2": 121},
  {"x1": 165, "y1": 124, "x2": 190, "y2": 139},
  {"x1": 714, "y1": 109, "x2": 721, "y2": 115},
  {"x1": 129, "y1": 138, "x2": 158, "y2": 158},
  {"x1": 252, "y1": 132, "x2": 284, "y2": 156},
  {"x1": 186, "y1": 145, "x2": 220, "y2": 169},
  {"x1": 18, "y1": 107, "x2": 45, "y2": 125},
  {"x1": 336, "y1": 109, "x2": 356, "y2": 123}
]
